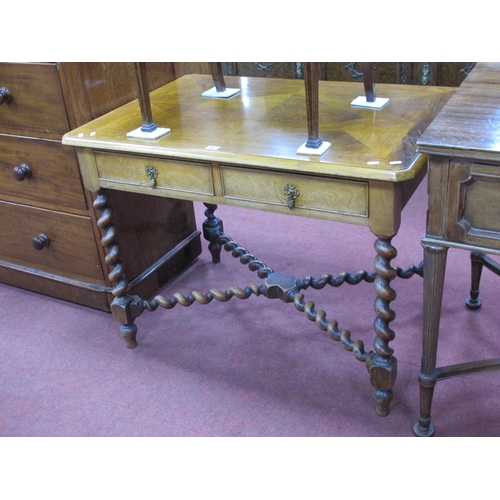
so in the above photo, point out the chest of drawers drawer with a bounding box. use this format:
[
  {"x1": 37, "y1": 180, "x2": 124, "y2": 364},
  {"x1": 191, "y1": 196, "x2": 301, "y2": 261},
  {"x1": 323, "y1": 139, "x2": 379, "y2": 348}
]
[
  {"x1": 0, "y1": 134, "x2": 87, "y2": 211},
  {"x1": 221, "y1": 165, "x2": 368, "y2": 218},
  {"x1": 0, "y1": 200, "x2": 104, "y2": 281},
  {"x1": 0, "y1": 63, "x2": 68, "y2": 136},
  {"x1": 94, "y1": 152, "x2": 214, "y2": 196}
]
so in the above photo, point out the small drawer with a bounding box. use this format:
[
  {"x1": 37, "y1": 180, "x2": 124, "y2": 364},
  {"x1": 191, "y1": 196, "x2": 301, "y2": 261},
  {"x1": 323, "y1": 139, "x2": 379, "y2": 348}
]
[
  {"x1": 0, "y1": 200, "x2": 104, "y2": 281},
  {"x1": 445, "y1": 161, "x2": 500, "y2": 249},
  {"x1": 0, "y1": 134, "x2": 87, "y2": 211},
  {"x1": 221, "y1": 166, "x2": 368, "y2": 217},
  {"x1": 0, "y1": 62, "x2": 68, "y2": 136},
  {"x1": 95, "y1": 152, "x2": 214, "y2": 196}
]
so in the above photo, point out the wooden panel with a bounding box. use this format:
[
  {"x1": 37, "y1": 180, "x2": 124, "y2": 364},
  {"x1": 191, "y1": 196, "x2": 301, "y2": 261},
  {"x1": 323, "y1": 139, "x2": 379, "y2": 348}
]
[
  {"x1": 229, "y1": 62, "x2": 304, "y2": 79},
  {"x1": 452, "y1": 162, "x2": 500, "y2": 247},
  {"x1": 463, "y1": 176, "x2": 500, "y2": 232},
  {"x1": 0, "y1": 63, "x2": 69, "y2": 136},
  {"x1": 225, "y1": 62, "x2": 474, "y2": 87},
  {"x1": 427, "y1": 159, "x2": 500, "y2": 251},
  {"x1": 325, "y1": 62, "x2": 471, "y2": 86},
  {"x1": 174, "y1": 63, "x2": 212, "y2": 78},
  {"x1": 228, "y1": 62, "x2": 408, "y2": 84},
  {"x1": 94, "y1": 152, "x2": 214, "y2": 196},
  {"x1": 426, "y1": 156, "x2": 449, "y2": 238},
  {"x1": 0, "y1": 261, "x2": 110, "y2": 311},
  {"x1": 0, "y1": 134, "x2": 87, "y2": 211},
  {"x1": 79, "y1": 62, "x2": 177, "y2": 120},
  {"x1": 435, "y1": 62, "x2": 473, "y2": 87},
  {"x1": 221, "y1": 166, "x2": 368, "y2": 217},
  {"x1": 0, "y1": 200, "x2": 104, "y2": 281},
  {"x1": 326, "y1": 63, "x2": 399, "y2": 83},
  {"x1": 106, "y1": 190, "x2": 202, "y2": 296}
]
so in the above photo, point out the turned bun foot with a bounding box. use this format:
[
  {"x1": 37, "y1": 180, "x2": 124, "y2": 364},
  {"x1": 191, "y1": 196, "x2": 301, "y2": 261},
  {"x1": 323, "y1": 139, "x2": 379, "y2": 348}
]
[
  {"x1": 373, "y1": 389, "x2": 393, "y2": 417},
  {"x1": 120, "y1": 323, "x2": 138, "y2": 349},
  {"x1": 465, "y1": 297, "x2": 482, "y2": 310},
  {"x1": 413, "y1": 422, "x2": 435, "y2": 437}
]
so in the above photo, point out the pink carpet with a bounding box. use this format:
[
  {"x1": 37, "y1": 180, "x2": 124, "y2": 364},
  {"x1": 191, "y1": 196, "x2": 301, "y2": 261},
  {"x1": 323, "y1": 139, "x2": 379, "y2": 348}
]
[{"x1": 1, "y1": 178, "x2": 499, "y2": 437}]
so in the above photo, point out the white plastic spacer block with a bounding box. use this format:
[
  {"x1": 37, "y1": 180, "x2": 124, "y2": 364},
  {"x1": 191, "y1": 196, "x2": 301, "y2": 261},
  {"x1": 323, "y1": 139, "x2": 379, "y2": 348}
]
[
  {"x1": 351, "y1": 96, "x2": 390, "y2": 109},
  {"x1": 201, "y1": 87, "x2": 241, "y2": 98},
  {"x1": 126, "y1": 126, "x2": 171, "y2": 139},
  {"x1": 296, "y1": 141, "x2": 332, "y2": 156}
]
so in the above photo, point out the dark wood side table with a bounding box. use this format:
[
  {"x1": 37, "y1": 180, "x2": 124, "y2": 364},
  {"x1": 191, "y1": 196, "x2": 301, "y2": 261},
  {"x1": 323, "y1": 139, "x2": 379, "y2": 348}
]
[{"x1": 415, "y1": 62, "x2": 500, "y2": 436}]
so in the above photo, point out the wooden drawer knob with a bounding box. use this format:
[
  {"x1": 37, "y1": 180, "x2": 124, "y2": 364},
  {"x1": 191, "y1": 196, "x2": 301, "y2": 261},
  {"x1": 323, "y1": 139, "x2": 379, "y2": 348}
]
[
  {"x1": 32, "y1": 233, "x2": 50, "y2": 250},
  {"x1": 13, "y1": 163, "x2": 32, "y2": 181},
  {"x1": 0, "y1": 87, "x2": 11, "y2": 105}
]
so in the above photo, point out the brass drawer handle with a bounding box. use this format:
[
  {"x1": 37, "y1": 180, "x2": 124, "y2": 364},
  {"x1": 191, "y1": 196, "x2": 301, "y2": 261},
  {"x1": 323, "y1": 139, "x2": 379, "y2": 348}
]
[
  {"x1": 13, "y1": 163, "x2": 32, "y2": 181},
  {"x1": 0, "y1": 87, "x2": 11, "y2": 105},
  {"x1": 284, "y1": 183, "x2": 300, "y2": 210},
  {"x1": 145, "y1": 166, "x2": 158, "y2": 189},
  {"x1": 32, "y1": 233, "x2": 50, "y2": 251}
]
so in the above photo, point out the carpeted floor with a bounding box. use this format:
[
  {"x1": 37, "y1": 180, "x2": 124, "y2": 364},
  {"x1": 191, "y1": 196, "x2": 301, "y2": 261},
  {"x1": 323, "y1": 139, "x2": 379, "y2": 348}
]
[{"x1": 1, "y1": 178, "x2": 500, "y2": 437}]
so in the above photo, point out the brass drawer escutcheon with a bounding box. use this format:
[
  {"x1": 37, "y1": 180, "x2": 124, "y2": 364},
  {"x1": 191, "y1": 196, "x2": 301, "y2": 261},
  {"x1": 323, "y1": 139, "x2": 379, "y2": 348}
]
[
  {"x1": 284, "y1": 183, "x2": 300, "y2": 209},
  {"x1": 145, "y1": 166, "x2": 158, "y2": 189}
]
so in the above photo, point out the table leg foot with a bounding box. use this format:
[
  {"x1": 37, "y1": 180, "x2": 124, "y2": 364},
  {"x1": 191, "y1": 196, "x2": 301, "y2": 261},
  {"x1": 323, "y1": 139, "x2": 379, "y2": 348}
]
[
  {"x1": 465, "y1": 297, "x2": 482, "y2": 310},
  {"x1": 466, "y1": 251, "x2": 485, "y2": 310},
  {"x1": 414, "y1": 379, "x2": 437, "y2": 436},
  {"x1": 203, "y1": 203, "x2": 224, "y2": 264},
  {"x1": 111, "y1": 295, "x2": 145, "y2": 348},
  {"x1": 120, "y1": 323, "x2": 138, "y2": 349},
  {"x1": 368, "y1": 353, "x2": 397, "y2": 416},
  {"x1": 413, "y1": 421, "x2": 435, "y2": 437},
  {"x1": 373, "y1": 388, "x2": 393, "y2": 417}
]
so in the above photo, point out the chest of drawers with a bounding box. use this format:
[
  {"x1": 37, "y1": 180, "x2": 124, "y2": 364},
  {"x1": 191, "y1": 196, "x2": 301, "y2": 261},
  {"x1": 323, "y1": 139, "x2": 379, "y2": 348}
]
[{"x1": 0, "y1": 62, "x2": 201, "y2": 311}]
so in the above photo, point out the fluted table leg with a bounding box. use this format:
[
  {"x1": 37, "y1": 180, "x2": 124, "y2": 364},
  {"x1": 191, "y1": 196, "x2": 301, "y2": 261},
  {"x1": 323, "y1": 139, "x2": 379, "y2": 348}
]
[{"x1": 414, "y1": 242, "x2": 448, "y2": 437}]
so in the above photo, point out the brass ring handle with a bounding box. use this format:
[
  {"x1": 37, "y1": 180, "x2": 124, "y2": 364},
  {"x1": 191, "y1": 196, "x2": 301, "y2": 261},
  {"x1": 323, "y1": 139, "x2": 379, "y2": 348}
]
[
  {"x1": 13, "y1": 163, "x2": 32, "y2": 181},
  {"x1": 0, "y1": 87, "x2": 11, "y2": 105},
  {"x1": 284, "y1": 184, "x2": 300, "y2": 210},
  {"x1": 32, "y1": 233, "x2": 50, "y2": 250}
]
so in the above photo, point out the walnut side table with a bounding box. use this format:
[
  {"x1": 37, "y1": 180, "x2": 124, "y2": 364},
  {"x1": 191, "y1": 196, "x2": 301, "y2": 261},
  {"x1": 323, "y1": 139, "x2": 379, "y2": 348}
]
[{"x1": 63, "y1": 74, "x2": 453, "y2": 417}]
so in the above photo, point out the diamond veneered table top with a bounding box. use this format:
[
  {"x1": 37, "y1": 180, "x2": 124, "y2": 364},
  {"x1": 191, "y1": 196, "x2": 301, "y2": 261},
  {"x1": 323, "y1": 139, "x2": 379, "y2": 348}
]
[{"x1": 63, "y1": 74, "x2": 455, "y2": 182}]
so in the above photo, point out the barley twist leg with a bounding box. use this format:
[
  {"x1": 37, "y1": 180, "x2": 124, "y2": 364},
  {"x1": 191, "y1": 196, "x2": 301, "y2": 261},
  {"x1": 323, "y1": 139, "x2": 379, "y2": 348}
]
[
  {"x1": 369, "y1": 236, "x2": 398, "y2": 416},
  {"x1": 94, "y1": 190, "x2": 140, "y2": 348}
]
